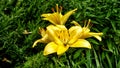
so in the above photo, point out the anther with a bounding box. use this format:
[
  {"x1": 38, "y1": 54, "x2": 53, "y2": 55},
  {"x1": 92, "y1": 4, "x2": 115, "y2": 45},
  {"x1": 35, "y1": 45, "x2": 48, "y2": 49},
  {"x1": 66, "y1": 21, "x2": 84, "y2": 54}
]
[
  {"x1": 60, "y1": 6, "x2": 62, "y2": 12},
  {"x1": 51, "y1": 8, "x2": 55, "y2": 12}
]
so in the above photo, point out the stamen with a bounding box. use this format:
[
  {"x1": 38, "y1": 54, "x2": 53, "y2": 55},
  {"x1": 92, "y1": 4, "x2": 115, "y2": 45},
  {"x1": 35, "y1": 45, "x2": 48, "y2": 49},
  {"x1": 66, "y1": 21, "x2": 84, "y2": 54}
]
[
  {"x1": 89, "y1": 23, "x2": 93, "y2": 29},
  {"x1": 60, "y1": 31, "x2": 62, "y2": 40},
  {"x1": 56, "y1": 4, "x2": 59, "y2": 12},
  {"x1": 60, "y1": 6, "x2": 62, "y2": 12},
  {"x1": 51, "y1": 8, "x2": 55, "y2": 12},
  {"x1": 82, "y1": 19, "x2": 92, "y2": 33},
  {"x1": 86, "y1": 19, "x2": 91, "y2": 28},
  {"x1": 57, "y1": 30, "x2": 60, "y2": 38},
  {"x1": 84, "y1": 20, "x2": 87, "y2": 27},
  {"x1": 59, "y1": 31, "x2": 62, "y2": 40}
]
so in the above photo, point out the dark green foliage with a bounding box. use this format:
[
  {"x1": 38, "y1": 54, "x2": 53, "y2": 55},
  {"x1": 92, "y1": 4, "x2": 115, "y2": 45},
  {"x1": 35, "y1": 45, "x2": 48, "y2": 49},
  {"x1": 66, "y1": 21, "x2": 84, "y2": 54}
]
[{"x1": 0, "y1": 0, "x2": 120, "y2": 68}]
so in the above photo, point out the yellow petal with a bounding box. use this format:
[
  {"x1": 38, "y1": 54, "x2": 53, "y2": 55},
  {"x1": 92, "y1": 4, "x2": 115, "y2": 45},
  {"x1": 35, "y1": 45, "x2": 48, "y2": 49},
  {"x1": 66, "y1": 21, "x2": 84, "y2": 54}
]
[
  {"x1": 41, "y1": 13, "x2": 58, "y2": 25},
  {"x1": 46, "y1": 25, "x2": 60, "y2": 41},
  {"x1": 53, "y1": 13, "x2": 61, "y2": 24},
  {"x1": 89, "y1": 32, "x2": 103, "y2": 36},
  {"x1": 70, "y1": 39, "x2": 91, "y2": 49},
  {"x1": 88, "y1": 32, "x2": 103, "y2": 41},
  {"x1": 39, "y1": 28, "x2": 46, "y2": 37},
  {"x1": 82, "y1": 27, "x2": 90, "y2": 33},
  {"x1": 46, "y1": 25, "x2": 63, "y2": 45},
  {"x1": 80, "y1": 31, "x2": 103, "y2": 39},
  {"x1": 56, "y1": 25, "x2": 67, "y2": 29},
  {"x1": 32, "y1": 39, "x2": 42, "y2": 48},
  {"x1": 57, "y1": 44, "x2": 69, "y2": 55},
  {"x1": 93, "y1": 35, "x2": 102, "y2": 41},
  {"x1": 71, "y1": 21, "x2": 81, "y2": 26},
  {"x1": 68, "y1": 26, "x2": 82, "y2": 44},
  {"x1": 43, "y1": 42, "x2": 58, "y2": 55},
  {"x1": 80, "y1": 32, "x2": 91, "y2": 39},
  {"x1": 61, "y1": 8, "x2": 77, "y2": 24},
  {"x1": 69, "y1": 26, "x2": 82, "y2": 37},
  {"x1": 32, "y1": 35, "x2": 50, "y2": 48}
]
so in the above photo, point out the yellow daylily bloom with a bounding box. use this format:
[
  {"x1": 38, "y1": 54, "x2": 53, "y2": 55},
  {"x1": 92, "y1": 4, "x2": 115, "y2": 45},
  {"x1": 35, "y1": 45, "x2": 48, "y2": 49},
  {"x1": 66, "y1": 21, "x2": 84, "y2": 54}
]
[
  {"x1": 32, "y1": 4, "x2": 103, "y2": 56},
  {"x1": 41, "y1": 4, "x2": 77, "y2": 25},
  {"x1": 33, "y1": 25, "x2": 91, "y2": 56},
  {"x1": 71, "y1": 19, "x2": 103, "y2": 41}
]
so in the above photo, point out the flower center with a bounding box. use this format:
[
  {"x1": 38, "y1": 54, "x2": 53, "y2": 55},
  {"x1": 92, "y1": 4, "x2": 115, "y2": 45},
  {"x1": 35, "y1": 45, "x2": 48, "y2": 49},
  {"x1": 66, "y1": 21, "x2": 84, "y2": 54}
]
[{"x1": 56, "y1": 30, "x2": 69, "y2": 45}]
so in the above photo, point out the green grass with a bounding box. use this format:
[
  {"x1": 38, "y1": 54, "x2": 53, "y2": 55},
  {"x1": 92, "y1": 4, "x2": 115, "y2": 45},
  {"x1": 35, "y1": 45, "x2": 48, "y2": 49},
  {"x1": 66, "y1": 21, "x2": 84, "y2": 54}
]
[{"x1": 0, "y1": 0, "x2": 120, "y2": 68}]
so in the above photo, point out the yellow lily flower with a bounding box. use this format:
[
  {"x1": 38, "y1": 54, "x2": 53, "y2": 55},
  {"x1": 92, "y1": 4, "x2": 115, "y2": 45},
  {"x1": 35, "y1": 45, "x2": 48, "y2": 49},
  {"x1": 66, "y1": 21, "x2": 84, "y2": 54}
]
[
  {"x1": 32, "y1": 25, "x2": 91, "y2": 56},
  {"x1": 41, "y1": 4, "x2": 77, "y2": 25},
  {"x1": 32, "y1": 4, "x2": 103, "y2": 56},
  {"x1": 71, "y1": 19, "x2": 103, "y2": 42}
]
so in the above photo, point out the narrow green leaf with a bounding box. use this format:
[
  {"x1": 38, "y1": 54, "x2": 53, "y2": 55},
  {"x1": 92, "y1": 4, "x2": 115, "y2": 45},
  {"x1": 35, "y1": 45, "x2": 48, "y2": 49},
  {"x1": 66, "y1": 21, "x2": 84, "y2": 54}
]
[
  {"x1": 93, "y1": 48, "x2": 100, "y2": 68},
  {"x1": 106, "y1": 54, "x2": 112, "y2": 68}
]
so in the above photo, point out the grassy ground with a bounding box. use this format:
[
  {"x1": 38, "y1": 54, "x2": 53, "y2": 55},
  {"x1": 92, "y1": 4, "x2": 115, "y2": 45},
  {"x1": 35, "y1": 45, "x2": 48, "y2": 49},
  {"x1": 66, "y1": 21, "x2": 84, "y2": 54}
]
[{"x1": 0, "y1": 0, "x2": 120, "y2": 68}]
